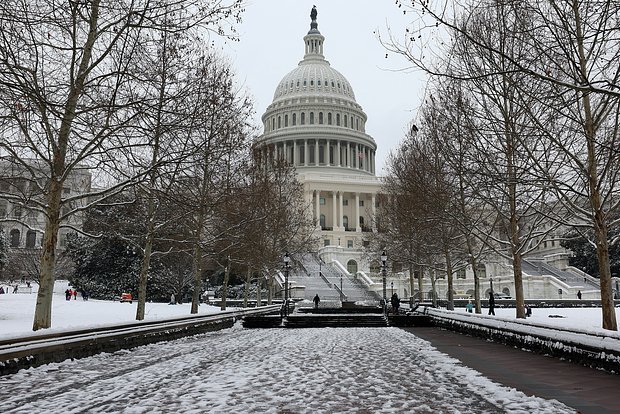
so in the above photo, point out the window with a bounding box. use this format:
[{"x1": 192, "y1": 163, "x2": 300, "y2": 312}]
[
  {"x1": 359, "y1": 200, "x2": 364, "y2": 207},
  {"x1": 284, "y1": 114, "x2": 288, "y2": 127},
  {"x1": 63, "y1": 187, "x2": 71, "y2": 194},
  {"x1": 329, "y1": 146, "x2": 334, "y2": 164},
  {"x1": 347, "y1": 259, "x2": 357, "y2": 273},
  {"x1": 10, "y1": 229, "x2": 20, "y2": 247},
  {"x1": 456, "y1": 269, "x2": 466, "y2": 279},
  {"x1": 344, "y1": 115, "x2": 348, "y2": 127},
  {"x1": 323, "y1": 239, "x2": 330, "y2": 246},
  {"x1": 319, "y1": 112, "x2": 323, "y2": 124},
  {"x1": 26, "y1": 230, "x2": 36, "y2": 248},
  {"x1": 318, "y1": 144, "x2": 324, "y2": 164},
  {"x1": 310, "y1": 79, "x2": 314, "y2": 86},
  {"x1": 299, "y1": 146, "x2": 305, "y2": 164},
  {"x1": 336, "y1": 113, "x2": 340, "y2": 126},
  {"x1": 318, "y1": 79, "x2": 321, "y2": 86},
  {"x1": 476, "y1": 263, "x2": 487, "y2": 278},
  {"x1": 343, "y1": 215, "x2": 349, "y2": 229},
  {"x1": 277, "y1": 116, "x2": 281, "y2": 128},
  {"x1": 343, "y1": 199, "x2": 348, "y2": 206},
  {"x1": 363, "y1": 240, "x2": 370, "y2": 247},
  {"x1": 319, "y1": 197, "x2": 326, "y2": 205},
  {"x1": 320, "y1": 214, "x2": 326, "y2": 228},
  {"x1": 309, "y1": 145, "x2": 315, "y2": 163},
  {"x1": 301, "y1": 113, "x2": 305, "y2": 125},
  {"x1": 310, "y1": 112, "x2": 314, "y2": 124},
  {"x1": 359, "y1": 216, "x2": 364, "y2": 226},
  {"x1": 292, "y1": 113, "x2": 297, "y2": 126},
  {"x1": 347, "y1": 240, "x2": 354, "y2": 249},
  {"x1": 327, "y1": 113, "x2": 332, "y2": 125}
]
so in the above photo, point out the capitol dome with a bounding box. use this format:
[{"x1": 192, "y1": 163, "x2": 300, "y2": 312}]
[{"x1": 256, "y1": 8, "x2": 377, "y2": 177}]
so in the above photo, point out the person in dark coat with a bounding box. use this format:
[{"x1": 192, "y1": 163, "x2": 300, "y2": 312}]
[
  {"x1": 313, "y1": 294, "x2": 320, "y2": 309},
  {"x1": 577, "y1": 290, "x2": 582, "y2": 300},
  {"x1": 488, "y1": 291, "x2": 495, "y2": 315},
  {"x1": 391, "y1": 293, "x2": 400, "y2": 315}
]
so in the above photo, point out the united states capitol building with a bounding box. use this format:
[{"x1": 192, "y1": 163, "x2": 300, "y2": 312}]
[{"x1": 253, "y1": 8, "x2": 607, "y2": 304}]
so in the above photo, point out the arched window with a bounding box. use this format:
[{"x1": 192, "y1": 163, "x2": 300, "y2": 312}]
[
  {"x1": 327, "y1": 113, "x2": 332, "y2": 125},
  {"x1": 284, "y1": 114, "x2": 288, "y2": 127},
  {"x1": 319, "y1": 112, "x2": 323, "y2": 124},
  {"x1": 347, "y1": 260, "x2": 358, "y2": 274},
  {"x1": 343, "y1": 215, "x2": 349, "y2": 230},
  {"x1": 26, "y1": 230, "x2": 36, "y2": 248},
  {"x1": 344, "y1": 115, "x2": 348, "y2": 127},
  {"x1": 292, "y1": 113, "x2": 297, "y2": 126},
  {"x1": 320, "y1": 214, "x2": 326, "y2": 229},
  {"x1": 350, "y1": 116, "x2": 353, "y2": 128},
  {"x1": 10, "y1": 229, "x2": 20, "y2": 247},
  {"x1": 301, "y1": 112, "x2": 305, "y2": 125},
  {"x1": 336, "y1": 113, "x2": 340, "y2": 126},
  {"x1": 271, "y1": 118, "x2": 275, "y2": 131},
  {"x1": 310, "y1": 112, "x2": 314, "y2": 124},
  {"x1": 277, "y1": 116, "x2": 281, "y2": 128}
]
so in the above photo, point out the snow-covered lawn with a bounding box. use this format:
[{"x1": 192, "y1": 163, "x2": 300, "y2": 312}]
[{"x1": 0, "y1": 282, "x2": 222, "y2": 341}]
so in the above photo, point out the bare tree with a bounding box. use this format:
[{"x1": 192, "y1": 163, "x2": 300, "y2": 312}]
[
  {"x1": 386, "y1": 0, "x2": 620, "y2": 329},
  {"x1": 0, "y1": 0, "x2": 244, "y2": 330}
]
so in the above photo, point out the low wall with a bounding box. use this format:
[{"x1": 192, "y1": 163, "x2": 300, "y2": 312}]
[
  {"x1": 424, "y1": 307, "x2": 620, "y2": 373},
  {"x1": 1, "y1": 306, "x2": 279, "y2": 376}
]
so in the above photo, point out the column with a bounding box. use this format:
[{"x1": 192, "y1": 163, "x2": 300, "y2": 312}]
[
  {"x1": 332, "y1": 191, "x2": 337, "y2": 229},
  {"x1": 293, "y1": 140, "x2": 298, "y2": 166},
  {"x1": 315, "y1": 190, "x2": 321, "y2": 228},
  {"x1": 327, "y1": 141, "x2": 332, "y2": 166},
  {"x1": 304, "y1": 139, "x2": 308, "y2": 166},
  {"x1": 355, "y1": 192, "x2": 360, "y2": 231},
  {"x1": 337, "y1": 140, "x2": 341, "y2": 167},
  {"x1": 338, "y1": 191, "x2": 344, "y2": 229},
  {"x1": 315, "y1": 139, "x2": 319, "y2": 166},
  {"x1": 371, "y1": 194, "x2": 377, "y2": 232},
  {"x1": 347, "y1": 142, "x2": 351, "y2": 168}
]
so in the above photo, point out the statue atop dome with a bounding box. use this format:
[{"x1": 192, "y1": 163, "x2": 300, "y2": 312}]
[{"x1": 309, "y1": 6, "x2": 319, "y2": 32}]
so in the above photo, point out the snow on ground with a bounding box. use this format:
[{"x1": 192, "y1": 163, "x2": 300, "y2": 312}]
[
  {"x1": 0, "y1": 282, "x2": 222, "y2": 341},
  {"x1": 2, "y1": 289, "x2": 616, "y2": 413},
  {"x1": 1, "y1": 324, "x2": 575, "y2": 414}
]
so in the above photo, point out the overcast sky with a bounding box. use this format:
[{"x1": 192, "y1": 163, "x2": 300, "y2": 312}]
[{"x1": 216, "y1": 1, "x2": 428, "y2": 175}]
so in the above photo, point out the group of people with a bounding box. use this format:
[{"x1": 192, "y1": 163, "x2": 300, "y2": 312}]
[{"x1": 64, "y1": 288, "x2": 89, "y2": 301}]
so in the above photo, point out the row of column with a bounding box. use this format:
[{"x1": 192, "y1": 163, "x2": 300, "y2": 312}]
[
  {"x1": 265, "y1": 139, "x2": 375, "y2": 174},
  {"x1": 312, "y1": 190, "x2": 377, "y2": 232}
]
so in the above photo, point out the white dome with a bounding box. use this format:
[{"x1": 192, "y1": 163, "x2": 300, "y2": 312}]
[{"x1": 273, "y1": 61, "x2": 356, "y2": 102}]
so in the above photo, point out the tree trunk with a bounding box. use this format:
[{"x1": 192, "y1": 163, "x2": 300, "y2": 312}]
[
  {"x1": 220, "y1": 263, "x2": 230, "y2": 311},
  {"x1": 136, "y1": 212, "x2": 155, "y2": 320},
  {"x1": 256, "y1": 275, "x2": 262, "y2": 307},
  {"x1": 409, "y1": 263, "x2": 415, "y2": 307},
  {"x1": 190, "y1": 236, "x2": 203, "y2": 314},
  {"x1": 444, "y1": 245, "x2": 454, "y2": 311},
  {"x1": 244, "y1": 268, "x2": 251, "y2": 308},
  {"x1": 32, "y1": 182, "x2": 62, "y2": 330},
  {"x1": 267, "y1": 273, "x2": 273, "y2": 305}
]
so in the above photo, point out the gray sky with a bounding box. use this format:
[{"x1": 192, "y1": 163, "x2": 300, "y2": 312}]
[{"x1": 217, "y1": 1, "x2": 427, "y2": 175}]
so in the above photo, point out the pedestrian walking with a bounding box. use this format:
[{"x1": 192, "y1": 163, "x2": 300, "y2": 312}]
[
  {"x1": 488, "y1": 292, "x2": 495, "y2": 315},
  {"x1": 65, "y1": 289, "x2": 72, "y2": 301},
  {"x1": 72, "y1": 289, "x2": 77, "y2": 300},
  {"x1": 313, "y1": 294, "x2": 320, "y2": 309},
  {"x1": 577, "y1": 290, "x2": 582, "y2": 300},
  {"x1": 391, "y1": 293, "x2": 400, "y2": 315},
  {"x1": 169, "y1": 293, "x2": 176, "y2": 305},
  {"x1": 465, "y1": 300, "x2": 474, "y2": 313}
]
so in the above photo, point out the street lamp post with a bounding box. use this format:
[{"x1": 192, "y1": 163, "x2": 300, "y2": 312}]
[
  {"x1": 340, "y1": 275, "x2": 343, "y2": 300},
  {"x1": 391, "y1": 281, "x2": 394, "y2": 297},
  {"x1": 489, "y1": 277, "x2": 494, "y2": 295},
  {"x1": 283, "y1": 252, "x2": 291, "y2": 317},
  {"x1": 381, "y1": 250, "x2": 387, "y2": 314}
]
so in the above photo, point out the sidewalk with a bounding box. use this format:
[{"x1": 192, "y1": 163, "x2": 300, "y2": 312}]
[{"x1": 403, "y1": 327, "x2": 620, "y2": 414}]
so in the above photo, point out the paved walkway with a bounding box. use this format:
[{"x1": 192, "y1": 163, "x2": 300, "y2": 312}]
[{"x1": 403, "y1": 327, "x2": 620, "y2": 414}]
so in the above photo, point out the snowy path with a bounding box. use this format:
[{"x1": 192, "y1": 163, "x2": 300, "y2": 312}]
[{"x1": 2, "y1": 324, "x2": 573, "y2": 413}]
